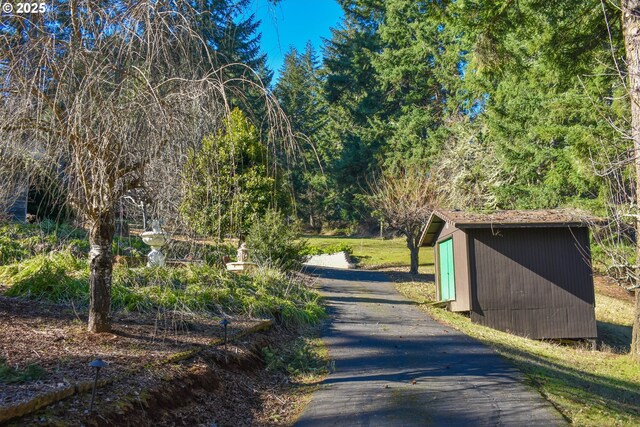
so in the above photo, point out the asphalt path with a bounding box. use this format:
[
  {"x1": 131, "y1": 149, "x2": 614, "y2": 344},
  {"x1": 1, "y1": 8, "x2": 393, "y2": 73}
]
[{"x1": 295, "y1": 267, "x2": 566, "y2": 427}]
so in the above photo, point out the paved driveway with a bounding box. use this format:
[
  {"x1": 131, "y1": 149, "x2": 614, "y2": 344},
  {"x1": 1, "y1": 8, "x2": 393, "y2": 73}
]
[{"x1": 295, "y1": 267, "x2": 566, "y2": 427}]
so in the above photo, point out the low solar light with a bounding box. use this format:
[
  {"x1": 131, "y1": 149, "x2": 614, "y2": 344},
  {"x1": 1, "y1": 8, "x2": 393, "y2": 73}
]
[
  {"x1": 220, "y1": 318, "x2": 230, "y2": 360},
  {"x1": 88, "y1": 358, "x2": 108, "y2": 412}
]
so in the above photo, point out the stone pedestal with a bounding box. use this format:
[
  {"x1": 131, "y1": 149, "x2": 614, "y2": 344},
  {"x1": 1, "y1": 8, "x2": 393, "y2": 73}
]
[
  {"x1": 226, "y1": 243, "x2": 257, "y2": 273},
  {"x1": 141, "y1": 220, "x2": 167, "y2": 267}
]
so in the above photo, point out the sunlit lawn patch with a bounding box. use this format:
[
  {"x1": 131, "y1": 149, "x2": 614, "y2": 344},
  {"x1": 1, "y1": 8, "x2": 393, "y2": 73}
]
[{"x1": 303, "y1": 236, "x2": 434, "y2": 269}]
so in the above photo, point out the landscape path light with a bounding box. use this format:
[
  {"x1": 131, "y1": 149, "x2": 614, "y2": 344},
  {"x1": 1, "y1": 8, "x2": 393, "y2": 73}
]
[
  {"x1": 88, "y1": 358, "x2": 108, "y2": 413},
  {"x1": 220, "y1": 318, "x2": 230, "y2": 362}
]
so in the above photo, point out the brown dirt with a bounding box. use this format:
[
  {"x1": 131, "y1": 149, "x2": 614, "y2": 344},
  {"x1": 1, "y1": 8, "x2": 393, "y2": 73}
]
[
  {"x1": 594, "y1": 275, "x2": 635, "y2": 302},
  {"x1": 1, "y1": 296, "x2": 313, "y2": 426}
]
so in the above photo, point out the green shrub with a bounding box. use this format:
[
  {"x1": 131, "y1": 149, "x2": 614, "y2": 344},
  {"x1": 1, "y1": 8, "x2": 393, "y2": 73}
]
[
  {"x1": 180, "y1": 108, "x2": 287, "y2": 238},
  {"x1": 0, "y1": 235, "x2": 30, "y2": 265},
  {"x1": 0, "y1": 221, "x2": 236, "y2": 266},
  {"x1": 65, "y1": 238, "x2": 91, "y2": 256},
  {"x1": 1, "y1": 254, "x2": 325, "y2": 327},
  {"x1": 112, "y1": 235, "x2": 149, "y2": 258},
  {"x1": 111, "y1": 265, "x2": 324, "y2": 325},
  {"x1": 245, "y1": 210, "x2": 308, "y2": 271},
  {"x1": 0, "y1": 220, "x2": 85, "y2": 242},
  {"x1": 0, "y1": 221, "x2": 47, "y2": 239},
  {"x1": 262, "y1": 337, "x2": 327, "y2": 378},
  {"x1": 165, "y1": 240, "x2": 235, "y2": 266},
  {"x1": 0, "y1": 220, "x2": 88, "y2": 265},
  {"x1": 250, "y1": 268, "x2": 324, "y2": 323},
  {"x1": 301, "y1": 242, "x2": 353, "y2": 256}
]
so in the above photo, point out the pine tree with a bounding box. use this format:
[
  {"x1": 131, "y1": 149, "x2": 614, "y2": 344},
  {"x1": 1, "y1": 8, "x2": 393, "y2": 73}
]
[
  {"x1": 274, "y1": 43, "x2": 328, "y2": 230},
  {"x1": 319, "y1": 0, "x2": 387, "y2": 228}
]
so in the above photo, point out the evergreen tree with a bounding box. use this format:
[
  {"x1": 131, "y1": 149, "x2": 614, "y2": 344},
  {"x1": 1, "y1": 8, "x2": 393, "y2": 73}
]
[
  {"x1": 275, "y1": 44, "x2": 324, "y2": 138},
  {"x1": 371, "y1": 0, "x2": 468, "y2": 170},
  {"x1": 319, "y1": 0, "x2": 387, "y2": 228},
  {"x1": 214, "y1": 5, "x2": 273, "y2": 87},
  {"x1": 274, "y1": 43, "x2": 328, "y2": 230},
  {"x1": 189, "y1": 0, "x2": 273, "y2": 118},
  {"x1": 435, "y1": 0, "x2": 623, "y2": 211}
]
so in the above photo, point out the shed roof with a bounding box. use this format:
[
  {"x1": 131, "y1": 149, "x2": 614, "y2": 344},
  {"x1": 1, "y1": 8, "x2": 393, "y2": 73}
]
[{"x1": 420, "y1": 209, "x2": 594, "y2": 246}]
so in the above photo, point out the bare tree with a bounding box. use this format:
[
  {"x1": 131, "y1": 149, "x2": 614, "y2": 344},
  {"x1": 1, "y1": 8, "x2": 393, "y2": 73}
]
[
  {"x1": 0, "y1": 1, "x2": 292, "y2": 332},
  {"x1": 366, "y1": 169, "x2": 440, "y2": 274}
]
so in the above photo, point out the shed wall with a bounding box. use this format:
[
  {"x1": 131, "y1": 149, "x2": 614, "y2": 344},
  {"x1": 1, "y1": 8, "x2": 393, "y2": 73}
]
[
  {"x1": 467, "y1": 227, "x2": 596, "y2": 339},
  {"x1": 434, "y1": 223, "x2": 471, "y2": 312}
]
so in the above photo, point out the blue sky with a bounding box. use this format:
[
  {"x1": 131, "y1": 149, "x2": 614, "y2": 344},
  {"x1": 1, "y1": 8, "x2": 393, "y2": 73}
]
[{"x1": 246, "y1": 0, "x2": 344, "y2": 82}]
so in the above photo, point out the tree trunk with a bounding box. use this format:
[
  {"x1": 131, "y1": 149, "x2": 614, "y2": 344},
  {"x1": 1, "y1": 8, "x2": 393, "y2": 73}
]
[
  {"x1": 407, "y1": 237, "x2": 419, "y2": 275},
  {"x1": 623, "y1": 0, "x2": 640, "y2": 359},
  {"x1": 88, "y1": 210, "x2": 115, "y2": 333}
]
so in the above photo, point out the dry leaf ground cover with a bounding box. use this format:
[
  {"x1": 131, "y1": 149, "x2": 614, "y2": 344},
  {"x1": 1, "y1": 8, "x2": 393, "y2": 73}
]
[
  {"x1": 0, "y1": 221, "x2": 327, "y2": 425},
  {"x1": 0, "y1": 294, "x2": 327, "y2": 426},
  {"x1": 0, "y1": 294, "x2": 258, "y2": 408}
]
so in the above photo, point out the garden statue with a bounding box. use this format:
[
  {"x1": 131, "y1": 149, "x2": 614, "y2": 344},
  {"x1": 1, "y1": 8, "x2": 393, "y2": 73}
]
[
  {"x1": 237, "y1": 243, "x2": 248, "y2": 262},
  {"x1": 226, "y1": 243, "x2": 256, "y2": 272},
  {"x1": 141, "y1": 219, "x2": 167, "y2": 267}
]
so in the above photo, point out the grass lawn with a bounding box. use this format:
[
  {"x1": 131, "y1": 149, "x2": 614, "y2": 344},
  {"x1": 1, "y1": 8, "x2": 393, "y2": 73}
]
[
  {"x1": 303, "y1": 236, "x2": 434, "y2": 269},
  {"x1": 394, "y1": 276, "x2": 640, "y2": 426}
]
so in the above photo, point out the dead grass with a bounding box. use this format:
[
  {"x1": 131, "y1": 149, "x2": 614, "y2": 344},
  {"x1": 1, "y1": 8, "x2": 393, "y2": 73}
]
[
  {"x1": 392, "y1": 275, "x2": 640, "y2": 426},
  {"x1": 266, "y1": 327, "x2": 329, "y2": 425}
]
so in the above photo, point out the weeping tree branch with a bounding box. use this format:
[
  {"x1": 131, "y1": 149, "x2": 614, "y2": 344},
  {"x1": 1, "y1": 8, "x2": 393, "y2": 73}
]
[{"x1": 0, "y1": 1, "x2": 294, "y2": 332}]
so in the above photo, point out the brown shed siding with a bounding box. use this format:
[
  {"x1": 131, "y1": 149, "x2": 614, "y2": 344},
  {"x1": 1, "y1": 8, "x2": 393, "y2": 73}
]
[
  {"x1": 434, "y1": 223, "x2": 471, "y2": 311},
  {"x1": 467, "y1": 227, "x2": 597, "y2": 339},
  {"x1": 450, "y1": 231, "x2": 470, "y2": 311}
]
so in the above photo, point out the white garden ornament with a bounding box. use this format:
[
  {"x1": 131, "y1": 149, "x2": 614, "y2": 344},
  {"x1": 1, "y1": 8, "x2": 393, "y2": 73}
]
[{"x1": 141, "y1": 220, "x2": 167, "y2": 267}]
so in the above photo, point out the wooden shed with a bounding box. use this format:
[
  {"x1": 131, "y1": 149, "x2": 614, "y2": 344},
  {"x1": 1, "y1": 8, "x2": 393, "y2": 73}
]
[{"x1": 420, "y1": 209, "x2": 597, "y2": 340}]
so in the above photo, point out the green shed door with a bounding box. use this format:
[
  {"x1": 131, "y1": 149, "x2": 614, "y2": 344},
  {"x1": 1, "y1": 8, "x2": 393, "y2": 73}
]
[{"x1": 438, "y1": 238, "x2": 455, "y2": 301}]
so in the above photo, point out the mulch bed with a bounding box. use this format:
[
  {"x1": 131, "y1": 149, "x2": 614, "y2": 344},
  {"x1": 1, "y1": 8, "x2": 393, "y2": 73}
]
[{"x1": 0, "y1": 296, "x2": 310, "y2": 426}]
